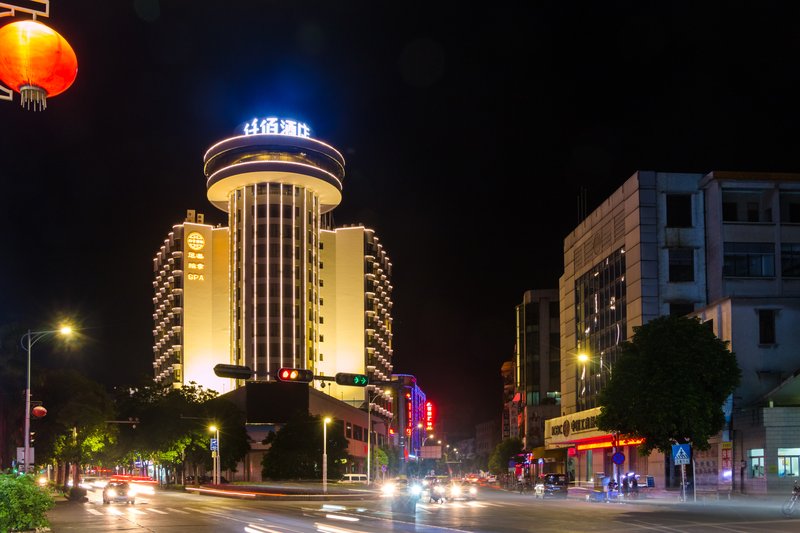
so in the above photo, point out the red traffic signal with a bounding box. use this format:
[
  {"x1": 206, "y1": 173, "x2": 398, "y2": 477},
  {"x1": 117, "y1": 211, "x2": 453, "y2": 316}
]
[{"x1": 276, "y1": 367, "x2": 314, "y2": 383}]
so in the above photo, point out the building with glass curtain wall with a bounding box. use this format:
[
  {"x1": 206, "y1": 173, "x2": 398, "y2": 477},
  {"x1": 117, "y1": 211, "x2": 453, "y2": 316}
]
[{"x1": 548, "y1": 170, "x2": 800, "y2": 495}]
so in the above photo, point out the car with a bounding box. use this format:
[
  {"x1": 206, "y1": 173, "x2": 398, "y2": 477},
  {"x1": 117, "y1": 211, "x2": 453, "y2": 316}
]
[
  {"x1": 486, "y1": 474, "x2": 498, "y2": 484},
  {"x1": 534, "y1": 473, "x2": 569, "y2": 499},
  {"x1": 102, "y1": 481, "x2": 136, "y2": 504},
  {"x1": 446, "y1": 480, "x2": 477, "y2": 500}
]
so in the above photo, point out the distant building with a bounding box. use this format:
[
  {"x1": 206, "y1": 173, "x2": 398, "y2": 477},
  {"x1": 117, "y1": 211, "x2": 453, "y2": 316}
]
[
  {"x1": 501, "y1": 360, "x2": 516, "y2": 440},
  {"x1": 475, "y1": 419, "x2": 501, "y2": 459},
  {"x1": 514, "y1": 289, "x2": 561, "y2": 450},
  {"x1": 390, "y1": 374, "x2": 428, "y2": 462},
  {"x1": 548, "y1": 170, "x2": 800, "y2": 495}
]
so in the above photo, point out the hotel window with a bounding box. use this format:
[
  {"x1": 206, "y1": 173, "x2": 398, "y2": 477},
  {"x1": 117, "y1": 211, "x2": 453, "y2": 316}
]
[
  {"x1": 750, "y1": 449, "x2": 765, "y2": 478},
  {"x1": 782, "y1": 243, "x2": 800, "y2": 277},
  {"x1": 723, "y1": 243, "x2": 775, "y2": 277},
  {"x1": 668, "y1": 248, "x2": 694, "y2": 282},
  {"x1": 759, "y1": 309, "x2": 776, "y2": 345},
  {"x1": 346, "y1": 422, "x2": 352, "y2": 439},
  {"x1": 666, "y1": 194, "x2": 692, "y2": 227},
  {"x1": 778, "y1": 448, "x2": 800, "y2": 477}
]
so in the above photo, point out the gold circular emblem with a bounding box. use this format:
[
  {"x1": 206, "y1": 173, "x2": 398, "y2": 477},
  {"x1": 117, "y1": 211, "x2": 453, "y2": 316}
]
[{"x1": 186, "y1": 232, "x2": 205, "y2": 251}]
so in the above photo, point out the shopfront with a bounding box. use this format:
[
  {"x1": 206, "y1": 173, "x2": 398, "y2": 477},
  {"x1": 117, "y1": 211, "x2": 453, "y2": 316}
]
[{"x1": 545, "y1": 408, "x2": 648, "y2": 488}]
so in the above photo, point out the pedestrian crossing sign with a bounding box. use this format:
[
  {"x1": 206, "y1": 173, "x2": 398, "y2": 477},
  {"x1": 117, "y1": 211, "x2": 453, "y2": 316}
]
[{"x1": 672, "y1": 443, "x2": 691, "y2": 465}]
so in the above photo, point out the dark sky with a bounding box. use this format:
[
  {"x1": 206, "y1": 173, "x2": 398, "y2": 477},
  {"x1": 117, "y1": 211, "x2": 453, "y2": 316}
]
[{"x1": 3, "y1": 1, "x2": 800, "y2": 437}]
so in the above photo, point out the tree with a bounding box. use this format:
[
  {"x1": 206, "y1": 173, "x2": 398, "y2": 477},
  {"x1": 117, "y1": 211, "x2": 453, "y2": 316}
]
[
  {"x1": 488, "y1": 437, "x2": 522, "y2": 475},
  {"x1": 36, "y1": 369, "x2": 116, "y2": 493},
  {"x1": 597, "y1": 315, "x2": 741, "y2": 455},
  {"x1": 261, "y1": 411, "x2": 349, "y2": 480}
]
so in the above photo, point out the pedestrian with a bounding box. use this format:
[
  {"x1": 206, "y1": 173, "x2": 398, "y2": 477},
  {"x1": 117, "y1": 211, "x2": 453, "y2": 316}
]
[{"x1": 630, "y1": 475, "x2": 639, "y2": 499}]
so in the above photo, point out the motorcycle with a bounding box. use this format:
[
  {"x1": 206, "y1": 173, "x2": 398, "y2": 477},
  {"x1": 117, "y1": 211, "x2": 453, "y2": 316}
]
[{"x1": 782, "y1": 480, "x2": 800, "y2": 517}]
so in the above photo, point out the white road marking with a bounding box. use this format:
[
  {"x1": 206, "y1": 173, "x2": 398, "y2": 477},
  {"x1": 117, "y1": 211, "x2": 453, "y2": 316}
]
[
  {"x1": 165, "y1": 507, "x2": 190, "y2": 514},
  {"x1": 86, "y1": 508, "x2": 103, "y2": 515},
  {"x1": 146, "y1": 508, "x2": 168, "y2": 514}
]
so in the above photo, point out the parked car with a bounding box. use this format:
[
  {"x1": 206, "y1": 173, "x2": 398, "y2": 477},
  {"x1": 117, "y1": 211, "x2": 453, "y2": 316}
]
[
  {"x1": 534, "y1": 473, "x2": 569, "y2": 499},
  {"x1": 102, "y1": 481, "x2": 135, "y2": 504}
]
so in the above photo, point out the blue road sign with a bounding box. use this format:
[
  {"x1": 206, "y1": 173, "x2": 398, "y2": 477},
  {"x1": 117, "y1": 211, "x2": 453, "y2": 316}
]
[
  {"x1": 210, "y1": 438, "x2": 218, "y2": 452},
  {"x1": 612, "y1": 451, "x2": 625, "y2": 465},
  {"x1": 672, "y1": 443, "x2": 691, "y2": 465}
]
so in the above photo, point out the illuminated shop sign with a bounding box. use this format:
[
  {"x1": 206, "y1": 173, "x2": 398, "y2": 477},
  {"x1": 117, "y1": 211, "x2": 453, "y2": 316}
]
[
  {"x1": 550, "y1": 413, "x2": 597, "y2": 438},
  {"x1": 425, "y1": 401, "x2": 434, "y2": 432},
  {"x1": 243, "y1": 117, "x2": 311, "y2": 137},
  {"x1": 576, "y1": 438, "x2": 645, "y2": 452},
  {"x1": 185, "y1": 232, "x2": 206, "y2": 281}
]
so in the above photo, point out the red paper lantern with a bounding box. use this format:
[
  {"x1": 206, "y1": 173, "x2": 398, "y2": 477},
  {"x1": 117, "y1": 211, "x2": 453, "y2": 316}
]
[
  {"x1": 0, "y1": 19, "x2": 78, "y2": 111},
  {"x1": 32, "y1": 405, "x2": 47, "y2": 418}
]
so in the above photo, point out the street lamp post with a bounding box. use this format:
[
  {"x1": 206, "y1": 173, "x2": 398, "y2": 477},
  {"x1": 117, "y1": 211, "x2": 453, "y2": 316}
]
[
  {"x1": 21, "y1": 326, "x2": 72, "y2": 473},
  {"x1": 209, "y1": 425, "x2": 220, "y2": 484},
  {"x1": 323, "y1": 417, "x2": 331, "y2": 494}
]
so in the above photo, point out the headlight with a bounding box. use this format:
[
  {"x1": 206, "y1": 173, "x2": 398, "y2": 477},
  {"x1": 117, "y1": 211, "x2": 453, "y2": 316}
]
[
  {"x1": 410, "y1": 485, "x2": 422, "y2": 496},
  {"x1": 451, "y1": 486, "x2": 461, "y2": 496},
  {"x1": 107, "y1": 489, "x2": 117, "y2": 498},
  {"x1": 128, "y1": 487, "x2": 138, "y2": 496},
  {"x1": 131, "y1": 483, "x2": 154, "y2": 495},
  {"x1": 382, "y1": 483, "x2": 396, "y2": 496},
  {"x1": 469, "y1": 487, "x2": 477, "y2": 495},
  {"x1": 37, "y1": 476, "x2": 47, "y2": 486},
  {"x1": 422, "y1": 479, "x2": 429, "y2": 486}
]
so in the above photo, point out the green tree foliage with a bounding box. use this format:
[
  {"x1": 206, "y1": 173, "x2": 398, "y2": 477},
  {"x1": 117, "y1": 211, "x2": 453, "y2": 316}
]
[
  {"x1": 0, "y1": 473, "x2": 54, "y2": 531},
  {"x1": 261, "y1": 411, "x2": 350, "y2": 480},
  {"x1": 113, "y1": 382, "x2": 249, "y2": 481},
  {"x1": 36, "y1": 369, "x2": 116, "y2": 487},
  {"x1": 597, "y1": 315, "x2": 741, "y2": 455},
  {"x1": 488, "y1": 437, "x2": 523, "y2": 474}
]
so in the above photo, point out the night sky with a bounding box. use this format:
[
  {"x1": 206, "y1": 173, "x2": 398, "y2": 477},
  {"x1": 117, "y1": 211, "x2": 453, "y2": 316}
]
[{"x1": 3, "y1": 2, "x2": 800, "y2": 438}]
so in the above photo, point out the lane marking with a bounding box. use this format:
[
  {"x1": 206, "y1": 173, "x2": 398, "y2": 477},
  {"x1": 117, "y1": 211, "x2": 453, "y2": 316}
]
[
  {"x1": 146, "y1": 508, "x2": 168, "y2": 514},
  {"x1": 86, "y1": 508, "x2": 102, "y2": 515},
  {"x1": 166, "y1": 507, "x2": 190, "y2": 514}
]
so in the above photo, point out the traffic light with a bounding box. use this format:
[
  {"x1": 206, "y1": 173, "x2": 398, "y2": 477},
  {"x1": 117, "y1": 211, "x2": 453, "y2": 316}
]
[
  {"x1": 276, "y1": 367, "x2": 314, "y2": 383},
  {"x1": 214, "y1": 364, "x2": 254, "y2": 380},
  {"x1": 335, "y1": 372, "x2": 369, "y2": 387}
]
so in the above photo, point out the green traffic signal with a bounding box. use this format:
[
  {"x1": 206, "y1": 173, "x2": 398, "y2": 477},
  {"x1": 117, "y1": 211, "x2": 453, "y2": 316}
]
[{"x1": 334, "y1": 372, "x2": 369, "y2": 387}]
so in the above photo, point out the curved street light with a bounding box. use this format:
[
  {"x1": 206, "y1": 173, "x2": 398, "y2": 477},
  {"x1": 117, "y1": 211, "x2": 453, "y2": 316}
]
[{"x1": 21, "y1": 325, "x2": 72, "y2": 472}]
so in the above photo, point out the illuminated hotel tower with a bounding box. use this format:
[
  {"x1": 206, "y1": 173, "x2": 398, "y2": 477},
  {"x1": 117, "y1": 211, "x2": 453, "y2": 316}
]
[
  {"x1": 316, "y1": 225, "x2": 394, "y2": 416},
  {"x1": 203, "y1": 119, "x2": 344, "y2": 378},
  {"x1": 152, "y1": 210, "x2": 231, "y2": 391}
]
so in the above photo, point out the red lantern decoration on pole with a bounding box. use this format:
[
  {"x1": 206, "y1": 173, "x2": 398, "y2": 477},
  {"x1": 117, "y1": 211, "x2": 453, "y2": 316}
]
[
  {"x1": 0, "y1": 19, "x2": 77, "y2": 111},
  {"x1": 32, "y1": 405, "x2": 47, "y2": 418}
]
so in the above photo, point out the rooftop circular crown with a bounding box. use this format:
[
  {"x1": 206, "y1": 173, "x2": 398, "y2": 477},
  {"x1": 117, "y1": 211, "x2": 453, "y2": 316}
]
[{"x1": 204, "y1": 118, "x2": 345, "y2": 213}]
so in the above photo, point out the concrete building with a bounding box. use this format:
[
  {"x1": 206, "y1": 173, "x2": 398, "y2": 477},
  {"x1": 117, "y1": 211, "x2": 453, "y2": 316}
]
[
  {"x1": 514, "y1": 289, "x2": 561, "y2": 450},
  {"x1": 152, "y1": 210, "x2": 230, "y2": 392},
  {"x1": 547, "y1": 170, "x2": 800, "y2": 495}
]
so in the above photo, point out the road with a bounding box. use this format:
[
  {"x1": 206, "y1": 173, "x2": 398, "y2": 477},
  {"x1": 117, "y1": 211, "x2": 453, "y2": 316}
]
[{"x1": 47, "y1": 484, "x2": 800, "y2": 532}]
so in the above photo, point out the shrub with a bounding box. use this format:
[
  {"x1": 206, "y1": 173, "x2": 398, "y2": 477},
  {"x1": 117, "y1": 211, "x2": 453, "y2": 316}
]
[{"x1": 0, "y1": 474, "x2": 54, "y2": 532}]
